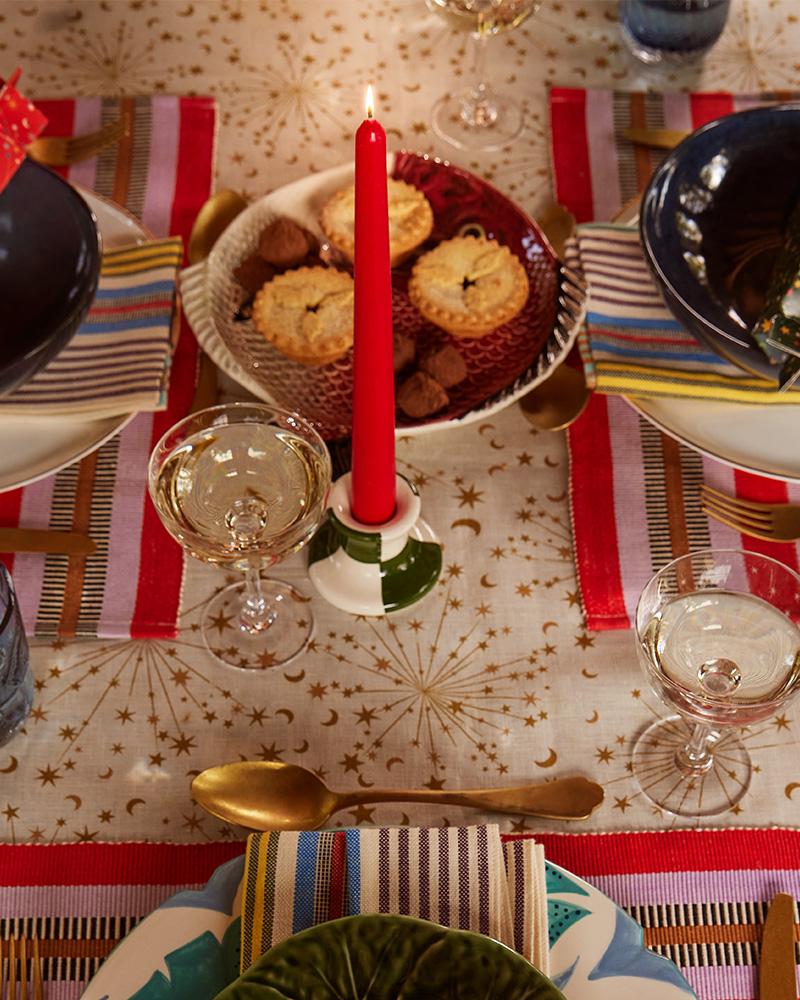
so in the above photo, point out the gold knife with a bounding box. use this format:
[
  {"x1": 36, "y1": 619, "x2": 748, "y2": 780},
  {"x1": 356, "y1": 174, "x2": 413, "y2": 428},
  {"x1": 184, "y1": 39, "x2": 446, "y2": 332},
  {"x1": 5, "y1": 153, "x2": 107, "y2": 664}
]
[
  {"x1": 0, "y1": 528, "x2": 95, "y2": 556},
  {"x1": 622, "y1": 126, "x2": 691, "y2": 150},
  {"x1": 759, "y1": 893, "x2": 797, "y2": 1000}
]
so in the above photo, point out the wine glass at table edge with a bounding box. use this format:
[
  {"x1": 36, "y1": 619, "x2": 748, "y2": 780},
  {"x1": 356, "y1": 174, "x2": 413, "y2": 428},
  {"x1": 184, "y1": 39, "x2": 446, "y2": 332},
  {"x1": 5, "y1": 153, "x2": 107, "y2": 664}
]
[
  {"x1": 148, "y1": 403, "x2": 331, "y2": 670},
  {"x1": 632, "y1": 549, "x2": 800, "y2": 818},
  {"x1": 426, "y1": 0, "x2": 539, "y2": 152}
]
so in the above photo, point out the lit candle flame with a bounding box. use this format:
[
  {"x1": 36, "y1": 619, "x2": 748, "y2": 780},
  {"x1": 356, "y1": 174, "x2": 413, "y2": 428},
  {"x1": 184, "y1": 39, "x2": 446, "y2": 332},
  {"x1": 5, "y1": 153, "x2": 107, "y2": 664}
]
[{"x1": 365, "y1": 84, "x2": 375, "y2": 119}]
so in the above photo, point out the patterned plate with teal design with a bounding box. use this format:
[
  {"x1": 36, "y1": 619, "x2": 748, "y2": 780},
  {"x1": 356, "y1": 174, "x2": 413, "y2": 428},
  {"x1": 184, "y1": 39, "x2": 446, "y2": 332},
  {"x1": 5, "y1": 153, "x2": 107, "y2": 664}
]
[{"x1": 80, "y1": 856, "x2": 696, "y2": 1000}]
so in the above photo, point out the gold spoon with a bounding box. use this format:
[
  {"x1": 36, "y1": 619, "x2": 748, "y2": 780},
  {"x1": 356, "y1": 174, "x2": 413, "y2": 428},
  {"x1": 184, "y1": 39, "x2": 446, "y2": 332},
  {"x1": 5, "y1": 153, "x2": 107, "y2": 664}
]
[
  {"x1": 192, "y1": 760, "x2": 605, "y2": 830},
  {"x1": 187, "y1": 188, "x2": 248, "y2": 267},
  {"x1": 518, "y1": 363, "x2": 590, "y2": 432}
]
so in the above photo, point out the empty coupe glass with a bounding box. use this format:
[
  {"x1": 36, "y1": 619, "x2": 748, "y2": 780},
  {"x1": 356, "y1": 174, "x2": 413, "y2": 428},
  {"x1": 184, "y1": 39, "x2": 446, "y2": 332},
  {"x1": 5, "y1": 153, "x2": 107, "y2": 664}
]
[{"x1": 633, "y1": 549, "x2": 800, "y2": 816}]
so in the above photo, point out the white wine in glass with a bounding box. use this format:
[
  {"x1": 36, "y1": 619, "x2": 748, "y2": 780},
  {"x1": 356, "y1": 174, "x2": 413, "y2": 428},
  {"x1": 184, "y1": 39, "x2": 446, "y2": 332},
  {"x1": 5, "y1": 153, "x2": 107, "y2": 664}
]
[
  {"x1": 633, "y1": 549, "x2": 800, "y2": 817},
  {"x1": 149, "y1": 403, "x2": 331, "y2": 670},
  {"x1": 427, "y1": 0, "x2": 539, "y2": 151}
]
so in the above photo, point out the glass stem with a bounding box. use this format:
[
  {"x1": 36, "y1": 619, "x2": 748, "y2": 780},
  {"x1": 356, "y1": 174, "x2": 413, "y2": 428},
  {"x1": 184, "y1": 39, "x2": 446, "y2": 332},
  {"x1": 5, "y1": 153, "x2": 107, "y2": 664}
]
[
  {"x1": 675, "y1": 722, "x2": 715, "y2": 775},
  {"x1": 460, "y1": 25, "x2": 498, "y2": 128},
  {"x1": 240, "y1": 564, "x2": 276, "y2": 634}
]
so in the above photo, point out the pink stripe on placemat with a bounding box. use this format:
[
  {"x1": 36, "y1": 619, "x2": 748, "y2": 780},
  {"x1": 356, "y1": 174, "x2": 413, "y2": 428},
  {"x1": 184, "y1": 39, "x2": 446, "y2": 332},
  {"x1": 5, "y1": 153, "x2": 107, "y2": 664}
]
[
  {"x1": 585, "y1": 89, "x2": 622, "y2": 222},
  {"x1": 141, "y1": 96, "x2": 181, "y2": 235},
  {"x1": 0, "y1": 882, "x2": 202, "y2": 919},
  {"x1": 590, "y1": 868, "x2": 800, "y2": 907},
  {"x1": 12, "y1": 475, "x2": 56, "y2": 631},
  {"x1": 67, "y1": 97, "x2": 102, "y2": 192},
  {"x1": 684, "y1": 965, "x2": 755, "y2": 1000}
]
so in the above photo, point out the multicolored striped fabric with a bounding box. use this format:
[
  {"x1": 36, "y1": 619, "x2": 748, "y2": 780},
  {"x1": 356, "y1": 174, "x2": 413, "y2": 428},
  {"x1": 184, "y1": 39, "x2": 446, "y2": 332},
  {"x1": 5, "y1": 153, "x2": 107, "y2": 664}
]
[
  {"x1": 573, "y1": 225, "x2": 794, "y2": 404},
  {"x1": 551, "y1": 87, "x2": 800, "y2": 630},
  {"x1": 0, "y1": 95, "x2": 216, "y2": 639},
  {"x1": 0, "y1": 829, "x2": 796, "y2": 999},
  {"x1": 0, "y1": 239, "x2": 183, "y2": 417},
  {"x1": 240, "y1": 826, "x2": 548, "y2": 974}
]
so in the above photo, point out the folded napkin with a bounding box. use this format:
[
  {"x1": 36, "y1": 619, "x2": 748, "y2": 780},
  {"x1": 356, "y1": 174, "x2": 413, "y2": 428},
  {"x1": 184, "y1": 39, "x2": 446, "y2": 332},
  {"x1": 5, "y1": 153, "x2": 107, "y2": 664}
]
[
  {"x1": 573, "y1": 224, "x2": 800, "y2": 404},
  {"x1": 0, "y1": 237, "x2": 183, "y2": 419},
  {"x1": 240, "y1": 825, "x2": 549, "y2": 976}
]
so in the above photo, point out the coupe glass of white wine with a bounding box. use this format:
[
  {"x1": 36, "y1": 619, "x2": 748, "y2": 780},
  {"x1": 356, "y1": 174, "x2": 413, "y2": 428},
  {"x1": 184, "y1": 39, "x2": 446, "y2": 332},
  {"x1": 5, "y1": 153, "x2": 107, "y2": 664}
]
[
  {"x1": 633, "y1": 549, "x2": 800, "y2": 817},
  {"x1": 427, "y1": 0, "x2": 539, "y2": 151},
  {"x1": 148, "y1": 403, "x2": 331, "y2": 670}
]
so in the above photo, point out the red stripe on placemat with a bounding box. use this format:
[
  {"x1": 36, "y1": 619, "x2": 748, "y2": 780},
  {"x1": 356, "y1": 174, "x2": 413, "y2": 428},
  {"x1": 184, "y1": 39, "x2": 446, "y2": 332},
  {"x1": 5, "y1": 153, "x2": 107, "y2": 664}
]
[
  {"x1": 0, "y1": 488, "x2": 24, "y2": 574},
  {"x1": 689, "y1": 92, "x2": 736, "y2": 128},
  {"x1": 733, "y1": 469, "x2": 799, "y2": 569},
  {"x1": 328, "y1": 830, "x2": 346, "y2": 920},
  {"x1": 549, "y1": 87, "x2": 594, "y2": 223},
  {"x1": 568, "y1": 395, "x2": 629, "y2": 629},
  {"x1": 130, "y1": 97, "x2": 214, "y2": 638},
  {"x1": 29, "y1": 100, "x2": 76, "y2": 180}
]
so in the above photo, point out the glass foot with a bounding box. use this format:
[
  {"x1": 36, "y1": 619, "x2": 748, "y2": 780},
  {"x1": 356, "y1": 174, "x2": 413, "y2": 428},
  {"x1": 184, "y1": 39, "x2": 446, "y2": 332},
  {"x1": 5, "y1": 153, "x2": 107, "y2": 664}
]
[
  {"x1": 632, "y1": 715, "x2": 751, "y2": 817},
  {"x1": 431, "y1": 90, "x2": 524, "y2": 152},
  {"x1": 201, "y1": 577, "x2": 314, "y2": 670}
]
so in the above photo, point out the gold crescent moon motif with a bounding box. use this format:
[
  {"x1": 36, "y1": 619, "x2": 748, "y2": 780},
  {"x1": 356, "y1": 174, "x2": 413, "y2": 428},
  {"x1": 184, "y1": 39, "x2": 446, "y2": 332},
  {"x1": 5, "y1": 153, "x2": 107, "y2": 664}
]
[
  {"x1": 451, "y1": 518, "x2": 481, "y2": 535},
  {"x1": 65, "y1": 794, "x2": 82, "y2": 810},
  {"x1": 386, "y1": 127, "x2": 403, "y2": 139},
  {"x1": 480, "y1": 574, "x2": 497, "y2": 588},
  {"x1": 284, "y1": 669, "x2": 306, "y2": 683},
  {"x1": 401, "y1": 813, "x2": 411, "y2": 825},
  {"x1": 321, "y1": 709, "x2": 338, "y2": 727},
  {"x1": 488, "y1": 465, "x2": 505, "y2": 475},
  {"x1": 310, "y1": 32, "x2": 325, "y2": 42},
  {"x1": 544, "y1": 456, "x2": 559, "y2": 468},
  {"x1": 294, "y1": 740, "x2": 310, "y2": 753},
  {"x1": 357, "y1": 774, "x2": 374, "y2": 788},
  {"x1": 490, "y1": 439, "x2": 505, "y2": 450},
  {"x1": 582, "y1": 668, "x2": 599, "y2": 679},
  {"x1": 126, "y1": 798, "x2": 146, "y2": 815},
  {"x1": 98, "y1": 766, "x2": 113, "y2": 779},
  {"x1": 534, "y1": 748, "x2": 558, "y2": 768},
  {"x1": 386, "y1": 757, "x2": 403, "y2": 770},
  {"x1": 478, "y1": 424, "x2": 495, "y2": 435},
  {"x1": 547, "y1": 491, "x2": 567, "y2": 502},
  {"x1": 542, "y1": 621, "x2": 558, "y2": 633},
  {"x1": 785, "y1": 782, "x2": 800, "y2": 799},
  {"x1": 276, "y1": 708, "x2": 294, "y2": 723},
  {"x1": 0, "y1": 756, "x2": 18, "y2": 774},
  {"x1": 186, "y1": 769, "x2": 203, "y2": 777},
  {"x1": 585, "y1": 710, "x2": 599, "y2": 724},
  {"x1": 177, "y1": 3, "x2": 194, "y2": 14},
  {"x1": 403, "y1": 84, "x2": 421, "y2": 93}
]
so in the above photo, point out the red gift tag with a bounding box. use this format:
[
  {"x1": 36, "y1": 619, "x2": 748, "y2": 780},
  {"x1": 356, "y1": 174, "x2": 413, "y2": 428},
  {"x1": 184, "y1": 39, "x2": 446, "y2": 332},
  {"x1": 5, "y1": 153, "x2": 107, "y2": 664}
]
[{"x1": 0, "y1": 69, "x2": 47, "y2": 194}]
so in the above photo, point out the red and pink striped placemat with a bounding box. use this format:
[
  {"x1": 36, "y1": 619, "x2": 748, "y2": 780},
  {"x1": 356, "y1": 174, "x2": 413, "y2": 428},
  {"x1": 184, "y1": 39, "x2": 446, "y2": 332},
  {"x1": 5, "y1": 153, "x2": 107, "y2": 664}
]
[
  {"x1": 550, "y1": 87, "x2": 800, "y2": 630},
  {"x1": 0, "y1": 829, "x2": 796, "y2": 999},
  {"x1": 0, "y1": 96, "x2": 216, "y2": 639}
]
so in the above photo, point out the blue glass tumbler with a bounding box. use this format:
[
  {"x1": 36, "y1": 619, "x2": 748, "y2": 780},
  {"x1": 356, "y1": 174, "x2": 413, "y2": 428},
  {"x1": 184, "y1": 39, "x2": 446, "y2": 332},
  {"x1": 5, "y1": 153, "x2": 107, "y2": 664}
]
[
  {"x1": 619, "y1": 0, "x2": 730, "y2": 65},
  {"x1": 0, "y1": 563, "x2": 32, "y2": 747}
]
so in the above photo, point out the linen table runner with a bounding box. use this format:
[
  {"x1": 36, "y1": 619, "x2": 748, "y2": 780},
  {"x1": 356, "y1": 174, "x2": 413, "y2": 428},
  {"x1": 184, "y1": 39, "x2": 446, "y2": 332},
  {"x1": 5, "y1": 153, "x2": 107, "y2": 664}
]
[
  {"x1": 550, "y1": 88, "x2": 800, "y2": 630},
  {"x1": 1, "y1": 828, "x2": 795, "y2": 999},
  {"x1": 239, "y1": 825, "x2": 548, "y2": 974},
  {"x1": 0, "y1": 95, "x2": 216, "y2": 639}
]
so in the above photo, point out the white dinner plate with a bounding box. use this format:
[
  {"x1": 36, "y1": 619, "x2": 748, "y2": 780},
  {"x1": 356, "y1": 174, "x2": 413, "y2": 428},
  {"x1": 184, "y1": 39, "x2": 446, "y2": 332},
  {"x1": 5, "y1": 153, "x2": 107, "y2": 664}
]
[
  {"x1": 0, "y1": 188, "x2": 143, "y2": 492},
  {"x1": 615, "y1": 202, "x2": 800, "y2": 482},
  {"x1": 79, "y1": 853, "x2": 695, "y2": 999}
]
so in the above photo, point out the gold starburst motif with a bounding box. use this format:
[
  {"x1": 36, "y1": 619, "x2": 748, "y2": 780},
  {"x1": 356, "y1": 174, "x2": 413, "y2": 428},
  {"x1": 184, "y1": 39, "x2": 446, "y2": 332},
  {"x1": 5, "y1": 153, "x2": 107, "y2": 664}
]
[
  {"x1": 307, "y1": 586, "x2": 555, "y2": 784},
  {"x1": 22, "y1": 18, "x2": 165, "y2": 96},
  {"x1": 706, "y1": 0, "x2": 800, "y2": 92}
]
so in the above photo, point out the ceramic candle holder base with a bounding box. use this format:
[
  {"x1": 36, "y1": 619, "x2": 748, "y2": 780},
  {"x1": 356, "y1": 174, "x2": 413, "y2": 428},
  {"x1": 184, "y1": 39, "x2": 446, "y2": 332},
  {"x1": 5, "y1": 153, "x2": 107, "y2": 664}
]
[{"x1": 308, "y1": 473, "x2": 442, "y2": 616}]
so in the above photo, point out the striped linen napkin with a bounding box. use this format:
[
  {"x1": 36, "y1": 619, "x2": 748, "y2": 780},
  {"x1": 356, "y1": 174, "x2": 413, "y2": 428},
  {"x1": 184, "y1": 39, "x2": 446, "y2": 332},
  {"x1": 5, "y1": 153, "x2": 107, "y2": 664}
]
[
  {"x1": 239, "y1": 825, "x2": 549, "y2": 976},
  {"x1": 573, "y1": 224, "x2": 800, "y2": 405},
  {"x1": 0, "y1": 236, "x2": 183, "y2": 419}
]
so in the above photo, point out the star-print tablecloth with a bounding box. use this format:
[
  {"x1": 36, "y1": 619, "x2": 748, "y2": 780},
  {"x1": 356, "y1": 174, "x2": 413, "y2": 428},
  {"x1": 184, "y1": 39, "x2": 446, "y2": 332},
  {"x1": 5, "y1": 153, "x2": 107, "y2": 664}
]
[{"x1": 1, "y1": 0, "x2": 800, "y2": 844}]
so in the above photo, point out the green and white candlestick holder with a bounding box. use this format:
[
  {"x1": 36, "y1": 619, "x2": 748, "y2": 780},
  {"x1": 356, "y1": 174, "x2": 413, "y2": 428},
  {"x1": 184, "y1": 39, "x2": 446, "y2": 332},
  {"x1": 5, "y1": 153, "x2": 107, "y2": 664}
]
[{"x1": 308, "y1": 473, "x2": 442, "y2": 616}]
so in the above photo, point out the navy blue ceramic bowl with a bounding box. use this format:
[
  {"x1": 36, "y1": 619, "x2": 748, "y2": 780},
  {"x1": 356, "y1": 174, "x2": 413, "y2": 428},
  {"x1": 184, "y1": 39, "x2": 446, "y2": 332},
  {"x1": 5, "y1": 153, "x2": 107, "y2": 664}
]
[
  {"x1": 640, "y1": 104, "x2": 800, "y2": 381},
  {"x1": 0, "y1": 158, "x2": 101, "y2": 395}
]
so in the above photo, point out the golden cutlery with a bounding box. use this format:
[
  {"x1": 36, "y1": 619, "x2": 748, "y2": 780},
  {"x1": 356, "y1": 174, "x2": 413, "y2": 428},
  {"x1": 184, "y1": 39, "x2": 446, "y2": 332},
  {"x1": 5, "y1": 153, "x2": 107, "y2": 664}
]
[
  {"x1": 535, "y1": 201, "x2": 576, "y2": 261},
  {"x1": 700, "y1": 484, "x2": 800, "y2": 542},
  {"x1": 622, "y1": 126, "x2": 691, "y2": 150},
  {"x1": 0, "y1": 527, "x2": 95, "y2": 556},
  {"x1": 27, "y1": 117, "x2": 127, "y2": 167},
  {"x1": 187, "y1": 188, "x2": 248, "y2": 267},
  {"x1": 759, "y1": 893, "x2": 797, "y2": 1000},
  {"x1": 2, "y1": 935, "x2": 44, "y2": 1000},
  {"x1": 192, "y1": 760, "x2": 605, "y2": 830}
]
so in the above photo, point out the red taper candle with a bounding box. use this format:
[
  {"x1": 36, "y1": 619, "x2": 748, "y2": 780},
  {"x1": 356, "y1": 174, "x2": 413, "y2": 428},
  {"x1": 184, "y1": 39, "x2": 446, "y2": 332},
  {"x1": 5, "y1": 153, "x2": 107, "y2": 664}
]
[{"x1": 350, "y1": 85, "x2": 396, "y2": 525}]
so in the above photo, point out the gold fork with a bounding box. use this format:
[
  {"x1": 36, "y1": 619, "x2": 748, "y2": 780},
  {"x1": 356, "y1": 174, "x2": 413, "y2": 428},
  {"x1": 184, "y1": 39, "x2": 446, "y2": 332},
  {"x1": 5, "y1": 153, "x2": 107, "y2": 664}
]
[
  {"x1": 2, "y1": 936, "x2": 44, "y2": 1000},
  {"x1": 27, "y1": 117, "x2": 127, "y2": 167},
  {"x1": 700, "y1": 483, "x2": 800, "y2": 542}
]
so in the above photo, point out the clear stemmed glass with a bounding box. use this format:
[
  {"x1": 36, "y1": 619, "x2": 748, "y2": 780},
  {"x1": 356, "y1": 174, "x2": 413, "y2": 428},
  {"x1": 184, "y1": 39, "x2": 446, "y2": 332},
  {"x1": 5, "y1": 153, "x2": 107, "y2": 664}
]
[
  {"x1": 148, "y1": 403, "x2": 331, "y2": 670},
  {"x1": 427, "y1": 0, "x2": 539, "y2": 151},
  {"x1": 633, "y1": 549, "x2": 800, "y2": 817}
]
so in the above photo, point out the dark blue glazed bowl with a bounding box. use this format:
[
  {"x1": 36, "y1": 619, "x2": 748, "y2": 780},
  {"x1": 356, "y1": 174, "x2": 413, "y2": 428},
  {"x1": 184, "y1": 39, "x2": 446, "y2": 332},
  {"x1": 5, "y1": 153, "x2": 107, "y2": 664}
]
[
  {"x1": 0, "y1": 158, "x2": 101, "y2": 395},
  {"x1": 640, "y1": 104, "x2": 800, "y2": 381}
]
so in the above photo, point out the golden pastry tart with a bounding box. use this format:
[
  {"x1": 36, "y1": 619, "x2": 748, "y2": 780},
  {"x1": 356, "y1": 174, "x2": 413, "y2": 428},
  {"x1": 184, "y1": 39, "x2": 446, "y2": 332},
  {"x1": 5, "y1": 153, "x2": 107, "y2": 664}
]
[
  {"x1": 408, "y1": 236, "x2": 529, "y2": 339},
  {"x1": 252, "y1": 266, "x2": 354, "y2": 366},
  {"x1": 320, "y1": 178, "x2": 434, "y2": 266}
]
